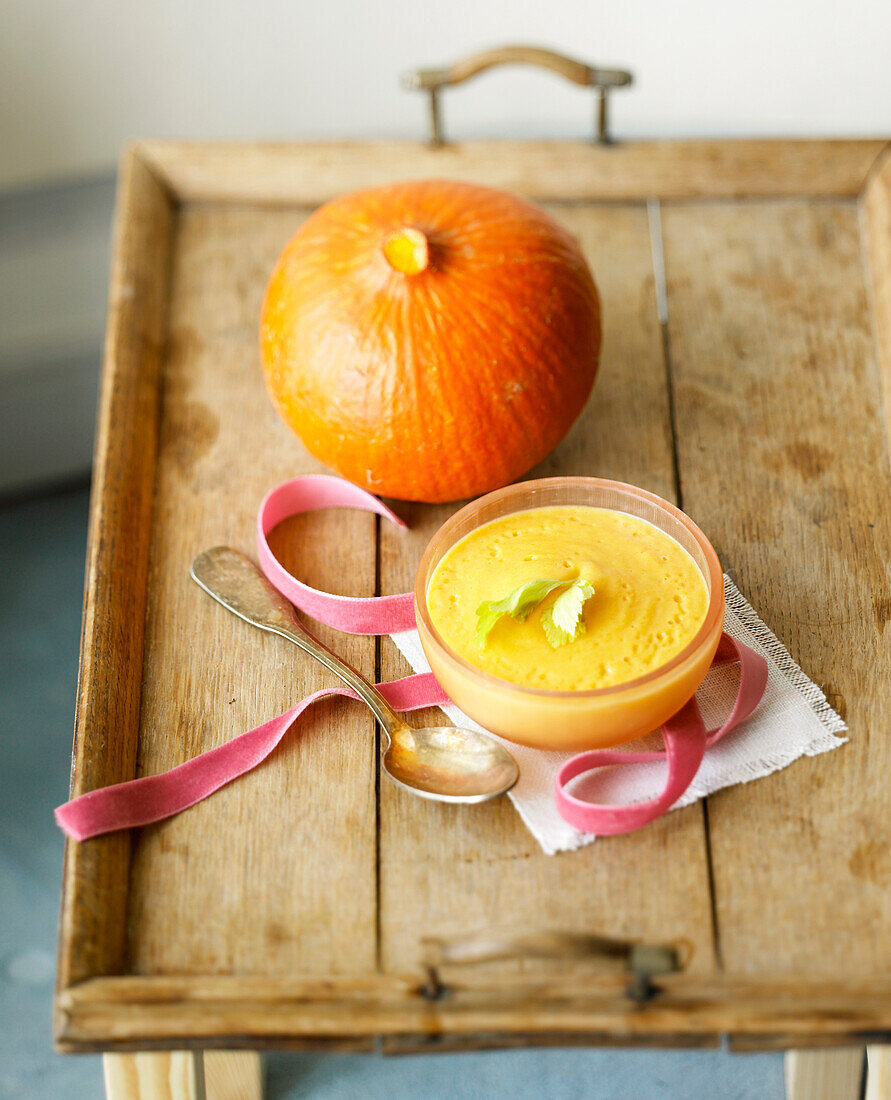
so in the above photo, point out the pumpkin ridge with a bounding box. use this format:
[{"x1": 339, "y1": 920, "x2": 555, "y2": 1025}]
[
  {"x1": 436, "y1": 311, "x2": 546, "y2": 479},
  {"x1": 390, "y1": 288, "x2": 491, "y2": 498},
  {"x1": 437, "y1": 274, "x2": 592, "y2": 410}
]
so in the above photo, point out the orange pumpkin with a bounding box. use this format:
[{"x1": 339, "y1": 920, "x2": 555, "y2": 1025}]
[{"x1": 260, "y1": 179, "x2": 601, "y2": 503}]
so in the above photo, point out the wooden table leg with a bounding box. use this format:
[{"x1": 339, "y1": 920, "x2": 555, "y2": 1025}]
[
  {"x1": 784, "y1": 1048, "x2": 865, "y2": 1100},
  {"x1": 103, "y1": 1052, "x2": 263, "y2": 1100},
  {"x1": 865, "y1": 1046, "x2": 891, "y2": 1100},
  {"x1": 204, "y1": 1052, "x2": 264, "y2": 1099}
]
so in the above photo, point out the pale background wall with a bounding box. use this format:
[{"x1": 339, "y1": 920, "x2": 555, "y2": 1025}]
[
  {"x1": 2, "y1": 0, "x2": 890, "y2": 190},
  {"x1": 0, "y1": 0, "x2": 889, "y2": 491}
]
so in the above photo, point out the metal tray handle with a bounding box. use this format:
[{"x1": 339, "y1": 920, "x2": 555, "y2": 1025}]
[
  {"x1": 420, "y1": 931, "x2": 680, "y2": 1004},
  {"x1": 402, "y1": 44, "x2": 633, "y2": 146}
]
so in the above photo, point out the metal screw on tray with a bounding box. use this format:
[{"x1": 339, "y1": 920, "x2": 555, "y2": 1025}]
[
  {"x1": 191, "y1": 547, "x2": 520, "y2": 804},
  {"x1": 401, "y1": 44, "x2": 633, "y2": 146}
]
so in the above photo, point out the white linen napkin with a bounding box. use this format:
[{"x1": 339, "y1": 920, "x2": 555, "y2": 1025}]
[{"x1": 391, "y1": 575, "x2": 847, "y2": 854}]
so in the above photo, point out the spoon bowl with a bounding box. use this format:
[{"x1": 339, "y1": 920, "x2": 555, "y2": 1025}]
[
  {"x1": 190, "y1": 547, "x2": 519, "y2": 804},
  {"x1": 384, "y1": 724, "x2": 520, "y2": 803}
]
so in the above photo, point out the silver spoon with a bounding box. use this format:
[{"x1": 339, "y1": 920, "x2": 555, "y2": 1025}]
[{"x1": 190, "y1": 547, "x2": 519, "y2": 804}]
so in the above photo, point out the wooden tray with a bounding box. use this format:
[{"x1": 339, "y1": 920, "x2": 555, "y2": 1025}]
[{"x1": 56, "y1": 137, "x2": 891, "y2": 1053}]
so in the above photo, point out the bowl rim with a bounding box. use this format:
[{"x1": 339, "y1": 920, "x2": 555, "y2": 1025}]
[{"x1": 413, "y1": 476, "x2": 725, "y2": 700}]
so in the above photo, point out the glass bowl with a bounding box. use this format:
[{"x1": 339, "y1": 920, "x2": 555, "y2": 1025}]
[{"x1": 414, "y1": 477, "x2": 725, "y2": 752}]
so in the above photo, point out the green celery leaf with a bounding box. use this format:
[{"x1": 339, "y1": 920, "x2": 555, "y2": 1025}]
[
  {"x1": 475, "y1": 577, "x2": 569, "y2": 648},
  {"x1": 541, "y1": 580, "x2": 596, "y2": 649}
]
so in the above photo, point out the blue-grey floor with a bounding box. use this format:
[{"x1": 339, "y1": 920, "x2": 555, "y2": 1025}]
[{"x1": 0, "y1": 486, "x2": 785, "y2": 1099}]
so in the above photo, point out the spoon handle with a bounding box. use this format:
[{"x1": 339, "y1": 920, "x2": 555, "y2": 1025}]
[{"x1": 190, "y1": 547, "x2": 404, "y2": 738}]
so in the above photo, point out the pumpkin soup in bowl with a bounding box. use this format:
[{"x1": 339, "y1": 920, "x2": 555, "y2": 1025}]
[{"x1": 415, "y1": 478, "x2": 724, "y2": 752}]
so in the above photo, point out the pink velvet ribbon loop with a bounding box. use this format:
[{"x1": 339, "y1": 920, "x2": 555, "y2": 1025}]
[
  {"x1": 55, "y1": 474, "x2": 768, "y2": 844},
  {"x1": 554, "y1": 633, "x2": 769, "y2": 835},
  {"x1": 257, "y1": 474, "x2": 417, "y2": 634}
]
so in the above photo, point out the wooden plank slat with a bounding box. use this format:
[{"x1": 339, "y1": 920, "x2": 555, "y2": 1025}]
[
  {"x1": 136, "y1": 139, "x2": 888, "y2": 206},
  {"x1": 377, "y1": 204, "x2": 718, "y2": 985},
  {"x1": 57, "y1": 150, "x2": 173, "y2": 991},
  {"x1": 661, "y1": 199, "x2": 891, "y2": 979},
  {"x1": 731, "y1": 1034, "x2": 878, "y2": 1052},
  {"x1": 56, "y1": 973, "x2": 891, "y2": 1050},
  {"x1": 118, "y1": 203, "x2": 380, "y2": 979},
  {"x1": 379, "y1": 1032, "x2": 720, "y2": 1055},
  {"x1": 864, "y1": 147, "x2": 891, "y2": 436}
]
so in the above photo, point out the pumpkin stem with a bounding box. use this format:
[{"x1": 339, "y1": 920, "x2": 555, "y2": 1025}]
[{"x1": 383, "y1": 227, "x2": 429, "y2": 275}]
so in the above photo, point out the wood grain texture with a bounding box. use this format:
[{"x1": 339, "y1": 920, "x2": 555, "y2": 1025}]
[
  {"x1": 104, "y1": 1051, "x2": 265, "y2": 1100},
  {"x1": 379, "y1": 1032, "x2": 720, "y2": 1055},
  {"x1": 808, "y1": 154, "x2": 891, "y2": 1100},
  {"x1": 104, "y1": 1051, "x2": 206, "y2": 1100},
  {"x1": 137, "y1": 140, "x2": 887, "y2": 206},
  {"x1": 863, "y1": 146, "x2": 891, "y2": 438},
  {"x1": 730, "y1": 1034, "x2": 879, "y2": 1053},
  {"x1": 123, "y1": 205, "x2": 379, "y2": 979},
  {"x1": 661, "y1": 200, "x2": 891, "y2": 979},
  {"x1": 56, "y1": 974, "x2": 891, "y2": 1050},
  {"x1": 785, "y1": 1048, "x2": 865, "y2": 1100},
  {"x1": 57, "y1": 149, "x2": 173, "y2": 990},
  {"x1": 377, "y1": 205, "x2": 716, "y2": 987}
]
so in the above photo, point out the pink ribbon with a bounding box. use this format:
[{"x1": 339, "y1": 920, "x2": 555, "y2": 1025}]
[
  {"x1": 55, "y1": 475, "x2": 767, "y2": 843},
  {"x1": 257, "y1": 475, "x2": 417, "y2": 634},
  {"x1": 555, "y1": 634, "x2": 768, "y2": 834}
]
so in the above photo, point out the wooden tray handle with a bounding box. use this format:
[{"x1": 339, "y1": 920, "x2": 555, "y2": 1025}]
[
  {"x1": 402, "y1": 44, "x2": 633, "y2": 147},
  {"x1": 420, "y1": 931, "x2": 680, "y2": 1004}
]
